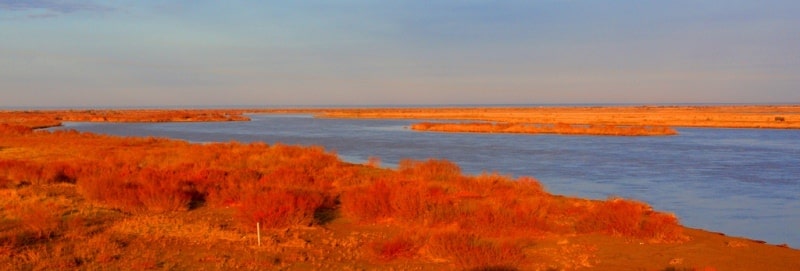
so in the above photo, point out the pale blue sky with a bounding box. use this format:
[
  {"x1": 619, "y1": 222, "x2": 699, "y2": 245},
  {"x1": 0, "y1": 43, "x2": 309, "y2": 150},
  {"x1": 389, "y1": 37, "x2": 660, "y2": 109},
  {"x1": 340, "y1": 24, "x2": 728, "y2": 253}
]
[{"x1": 1, "y1": 0, "x2": 798, "y2": 107}]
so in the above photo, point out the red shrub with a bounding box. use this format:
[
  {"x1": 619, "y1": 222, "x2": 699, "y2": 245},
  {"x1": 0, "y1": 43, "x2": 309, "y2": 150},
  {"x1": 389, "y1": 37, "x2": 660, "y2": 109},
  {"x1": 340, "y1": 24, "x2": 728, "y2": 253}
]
[
  {"x1": 340, "y1": 180, "x2": 394, "y2": 222},
  {"x1": 0, "y1": 160, "x2": 40, "y2": 187},
  {"x1": 639, "y1": 212, "x2": 685, "y2": 242},
  {"x1": 370, "y1": 233, "x2": 421, "y2": 261},
  {"x1": 236, "y1": 187, "x2": 326, "y2": 229},
  {"x1": 77, "y1": 176, "x2": 142, "y2": 211},
  {"x1": 136, "y1": 179, "x2": 192, "y2": 213},
  {"x1": 573, "y1": 197, "x2": 683, "y2": 242},
  {"x1": 426, "y1": 231, "x2": 524, "y2": 270},
  {"x1": 20, "y1": 202, "x2": 62, "y2": 239},
  {"x1": 261, "y1": 165, "x2": 314, "y2": 188},
  {"x1": 514, "y1": 176, "x2": 546, "y2": 196},
  {"x1": 0, "y1": 124, "x2": 33, "y2": 135},
  {"x1": 40, "y1": 161, "x2": 77, "y2": 184},
  {"x1": 576, "y1": 198, "x2": 649, "y2": 236},
  {"x1": 399, "y1": 159, "x2": 462, "y2": 182}
]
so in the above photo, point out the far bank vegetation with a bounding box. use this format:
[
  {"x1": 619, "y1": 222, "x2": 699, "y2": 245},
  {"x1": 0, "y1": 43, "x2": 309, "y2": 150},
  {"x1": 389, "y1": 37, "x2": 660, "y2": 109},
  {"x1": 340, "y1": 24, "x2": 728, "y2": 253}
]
[{"x1": 411, "y1": 122, "x2": 678, "y2": 136}]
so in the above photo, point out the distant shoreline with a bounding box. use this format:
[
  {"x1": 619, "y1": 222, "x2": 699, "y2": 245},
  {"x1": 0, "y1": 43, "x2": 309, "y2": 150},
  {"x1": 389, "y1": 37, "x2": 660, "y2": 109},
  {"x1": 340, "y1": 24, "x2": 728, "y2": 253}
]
[
  {"x1": 2, "y1": 105, "x2": 799, "y2": 131},
  {"x1": 3, "y1": 102, "x2": 798, "y2": 111},
  {"x1": 312, "y1": 105, "x2": 800, "y2": 130}
]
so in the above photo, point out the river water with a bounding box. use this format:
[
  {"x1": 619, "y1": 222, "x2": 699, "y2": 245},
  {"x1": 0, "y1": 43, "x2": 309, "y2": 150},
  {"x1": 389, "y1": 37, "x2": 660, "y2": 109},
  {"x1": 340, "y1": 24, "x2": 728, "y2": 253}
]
[{"x1": 58, "y1": 114, "x2": 800, "y2": 247}]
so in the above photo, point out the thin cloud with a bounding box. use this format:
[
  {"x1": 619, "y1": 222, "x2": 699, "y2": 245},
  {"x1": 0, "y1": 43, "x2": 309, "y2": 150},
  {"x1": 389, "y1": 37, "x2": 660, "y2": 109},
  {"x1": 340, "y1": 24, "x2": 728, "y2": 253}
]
[{"x1": 0, "y1": 0, "x2": 111, "y2": 15}]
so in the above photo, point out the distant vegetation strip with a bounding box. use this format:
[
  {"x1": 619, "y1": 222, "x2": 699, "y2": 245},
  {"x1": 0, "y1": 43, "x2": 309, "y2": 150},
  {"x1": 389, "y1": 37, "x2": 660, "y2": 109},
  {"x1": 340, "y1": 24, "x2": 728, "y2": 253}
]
[
  {"x1": 317, "y1": 105, "x2": 800, "y2": 129},
  {"x1": 411, "y1": 122, "x2": 678, "y2": 136},
  {"x1": 3, "y1": 105, "x2": 798, "y2": 131},
  {"x1": 0, "y1": 109, "x2": 249, "y2": 129}
]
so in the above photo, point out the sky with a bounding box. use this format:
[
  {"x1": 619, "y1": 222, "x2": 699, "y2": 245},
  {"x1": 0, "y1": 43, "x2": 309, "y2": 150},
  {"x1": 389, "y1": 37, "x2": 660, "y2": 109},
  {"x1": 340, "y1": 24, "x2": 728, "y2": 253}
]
[{"x1": 1, "y1": 0, "x2": 798, "y2": 108}]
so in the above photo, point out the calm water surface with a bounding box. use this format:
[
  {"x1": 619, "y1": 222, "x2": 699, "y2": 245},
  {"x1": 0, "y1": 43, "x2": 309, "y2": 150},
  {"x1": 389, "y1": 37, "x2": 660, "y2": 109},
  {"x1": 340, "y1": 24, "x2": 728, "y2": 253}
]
[{"x1": 59, "y1": 114, "x2": 800, "y2": 247}]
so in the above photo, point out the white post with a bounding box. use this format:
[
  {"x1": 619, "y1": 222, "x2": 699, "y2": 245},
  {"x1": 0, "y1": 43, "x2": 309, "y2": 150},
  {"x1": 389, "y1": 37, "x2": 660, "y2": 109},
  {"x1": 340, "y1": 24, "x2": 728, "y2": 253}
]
[{"x1": 257, "y1": 222, "x2": 261, "y2": 246}]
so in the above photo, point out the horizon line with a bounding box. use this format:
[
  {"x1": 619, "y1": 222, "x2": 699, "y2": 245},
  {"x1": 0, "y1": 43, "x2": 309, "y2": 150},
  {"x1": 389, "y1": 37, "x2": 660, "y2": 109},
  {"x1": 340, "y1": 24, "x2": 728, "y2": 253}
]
[{"x1": 3, "y1": 102, "x2": 799, "y2": 111}]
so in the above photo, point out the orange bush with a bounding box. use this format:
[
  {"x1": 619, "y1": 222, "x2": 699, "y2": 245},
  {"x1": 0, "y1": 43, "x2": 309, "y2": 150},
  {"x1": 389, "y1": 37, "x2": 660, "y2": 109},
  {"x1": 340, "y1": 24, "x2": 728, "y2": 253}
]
[
  {"x1": 136, "y1": 178, "x2": 193, "y2": 213},
  {"x1": 395, "y1": 183, "x2": 458, "y2": 225},
  {"x1": 77, "y1": 176, "x2": 143, "y2": 211},
  {"x1": 20, "y1": 202, "x2": 62, "y2": 239},
  {"x1": 340, "y1": 180, "x2": 394, "y2": 222},
  {"x1": 0, "y1": 124, "x2": 33, "y2": 135},
  {"x1": 426, "y1": 231, "x2": 524, "y2": 270},
  {"x1": 398, "y1": 159, "x2": 462, "y2": 182},
  {"x1": 581, "y1": 198, "x2": 651, "y2": 236},
  {"x1": 0, "y1": 160, "x2": 78, "y2": 186},
  {"x1": 385, "y1": 181, "x2": 424, "y2": 221},
  {"x1": 40, "y1": 162, "x2": 78, "y2": 184},
  {"x1": 458, "y1": 195, "x2": 551, "y2": 236},
  {"x1": 370, "y1": 233, "x2": 421, "y2": 261},
  {"x1": 340, "y1": 177, "x2": 462, "y2": 226},
  {"x1": 576, "y1": 198, "x2": 684, "y2": 242},
  {"x1": 640, "y1": 212, "x2": 685, "y2": 243},
  {"x1": 0, "y1": 160, "x2": 40, "y2": 187},
  {"x1": 236, "y1": 187, "x2": 327, "y2": 229}
]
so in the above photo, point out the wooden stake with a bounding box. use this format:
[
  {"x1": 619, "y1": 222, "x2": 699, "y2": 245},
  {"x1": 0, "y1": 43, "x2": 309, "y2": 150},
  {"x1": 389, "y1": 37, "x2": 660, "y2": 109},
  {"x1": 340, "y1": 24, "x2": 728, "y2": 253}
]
[{"x1": 257, "y1": 222, "x2": 261, "y2": 246}]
